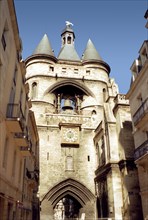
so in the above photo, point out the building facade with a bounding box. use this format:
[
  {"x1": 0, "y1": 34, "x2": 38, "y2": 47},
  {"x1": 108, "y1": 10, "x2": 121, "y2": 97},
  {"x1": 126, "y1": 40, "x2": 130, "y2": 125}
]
[
  {"x1": 126, "y1": 10, "x2": 148, "y2": 220},
  {"x1": 25, "y1": 22, "x2": 142, "y2": 219},
  {"x1": 0, "y1": 0, "x2": 39, "y2": 219}
]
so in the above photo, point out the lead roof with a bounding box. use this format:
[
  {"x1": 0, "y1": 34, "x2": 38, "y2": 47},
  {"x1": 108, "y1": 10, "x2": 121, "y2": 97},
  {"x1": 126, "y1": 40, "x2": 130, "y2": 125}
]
[{"x1": 33, "y1": 34, "x2": 55, "y2": 56}]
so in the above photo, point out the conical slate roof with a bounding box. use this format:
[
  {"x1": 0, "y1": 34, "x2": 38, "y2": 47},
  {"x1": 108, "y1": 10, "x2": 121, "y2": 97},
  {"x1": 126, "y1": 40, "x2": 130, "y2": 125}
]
[
  {"x1": 58, "y1": 44, "x2": 80, "y2": 61},
  {"x1": 33, "y1": 34, "x2": 55, "y2": 56},
  {"x1": 82, "y1": 39, "x2": 102, "y2": 61}
]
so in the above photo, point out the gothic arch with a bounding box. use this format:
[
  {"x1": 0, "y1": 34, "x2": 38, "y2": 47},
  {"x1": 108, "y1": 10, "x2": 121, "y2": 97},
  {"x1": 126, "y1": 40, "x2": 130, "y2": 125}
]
[
  {"x1": 43, "y1": 79, "x2": 95, "y2": 97},
  {"x1": 42, "y1": 178, "x2": 95, "y2": 207}
]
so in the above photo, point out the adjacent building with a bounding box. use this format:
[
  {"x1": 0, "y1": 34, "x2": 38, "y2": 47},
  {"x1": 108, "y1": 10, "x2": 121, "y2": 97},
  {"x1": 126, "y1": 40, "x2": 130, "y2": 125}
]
[
  {"x1": 0, "y1": 0, "x2": 39, "y2": 219},
  {"x1": 25, "y1": 21, "x2": 142, "y2": 219},
  {"x1": 126, "y1": 10, "x2": 148, "y2": 220}
]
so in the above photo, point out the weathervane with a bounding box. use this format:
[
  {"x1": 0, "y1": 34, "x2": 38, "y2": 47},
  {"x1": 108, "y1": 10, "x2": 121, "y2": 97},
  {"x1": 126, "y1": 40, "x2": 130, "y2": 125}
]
[{"x1": 65, "y1": 21, "x2": 74, "y2": 28}]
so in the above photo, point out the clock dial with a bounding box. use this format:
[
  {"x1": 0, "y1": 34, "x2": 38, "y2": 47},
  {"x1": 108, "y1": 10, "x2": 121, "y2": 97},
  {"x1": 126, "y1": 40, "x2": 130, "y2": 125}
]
[{"x1": 63, "y1": 128, "x2": 78, "y2": 143}]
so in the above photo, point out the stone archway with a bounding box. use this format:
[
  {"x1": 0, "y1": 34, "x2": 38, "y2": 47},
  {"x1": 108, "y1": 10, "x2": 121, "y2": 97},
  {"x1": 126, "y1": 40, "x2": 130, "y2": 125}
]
[
  {"x1": 40, "y1": 178, "x2": 96, "y2": 220},
  {"x1": 43, "y1": 79, "x2": 95, "y2": 98}
]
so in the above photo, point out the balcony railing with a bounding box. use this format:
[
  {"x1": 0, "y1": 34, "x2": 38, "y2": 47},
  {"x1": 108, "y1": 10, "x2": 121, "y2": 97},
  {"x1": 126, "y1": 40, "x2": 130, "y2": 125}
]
[
  {"x1": 20, "y1": 146, "x2": 32, "y2": 157},
  {"x1": 6, "y1": 103, "x2": 25, "y2": 132},
  {"x1": 134, "y1": 139, "x2": 148, "y2": 161},
  {"x1": 14, "y1": 132, "x2": 28, "y2": 146},
  {"x1": 133, "y1": 97, "x2": 148, "y2": 126}
]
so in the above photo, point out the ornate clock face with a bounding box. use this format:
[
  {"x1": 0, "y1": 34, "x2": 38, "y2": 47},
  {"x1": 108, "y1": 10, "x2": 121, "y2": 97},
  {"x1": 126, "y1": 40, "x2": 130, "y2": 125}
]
[{"x1": 63, "y1": 128, "x2": 78, "y2": 143}]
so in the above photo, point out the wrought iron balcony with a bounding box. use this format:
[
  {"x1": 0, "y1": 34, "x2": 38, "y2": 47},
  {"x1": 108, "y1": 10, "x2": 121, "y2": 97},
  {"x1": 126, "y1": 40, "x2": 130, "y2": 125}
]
[
  {"x1": 6, "y1": 103, "x2": 25, "y2": 132},
  {"x1": 133, "y1": 97, "x2": 148, "y2": 128},
  {"x1": 134, "y1": 139, "x2": 148, "y2": 161}
]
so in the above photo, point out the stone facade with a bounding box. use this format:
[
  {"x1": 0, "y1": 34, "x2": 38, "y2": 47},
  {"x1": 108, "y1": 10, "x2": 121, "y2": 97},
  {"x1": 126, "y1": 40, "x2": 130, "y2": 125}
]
[
  {"x1": 25, "y1": 22, "x2": 143, "y2": 220},
  {"x1": 126, "y1": 10, "x2": 148, "y2": 220},
  {"x1": 0, "y1": 1, "x2": 39, "y2": 219}
]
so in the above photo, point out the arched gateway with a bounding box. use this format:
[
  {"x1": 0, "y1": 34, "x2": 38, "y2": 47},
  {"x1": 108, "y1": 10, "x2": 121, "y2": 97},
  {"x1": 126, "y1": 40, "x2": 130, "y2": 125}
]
[{"x1": 40, "y1": 178, "x2": 96, "y2": 219}]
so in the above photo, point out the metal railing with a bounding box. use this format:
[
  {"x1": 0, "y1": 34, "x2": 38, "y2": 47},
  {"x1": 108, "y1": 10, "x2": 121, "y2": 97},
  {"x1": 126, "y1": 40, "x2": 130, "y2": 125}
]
[
  {"x1": 134, "y1": 139, "x2": 148, "y2": 161},
  {"x1": 133, "y1": 97, "x2": 148, "y2": 125}
]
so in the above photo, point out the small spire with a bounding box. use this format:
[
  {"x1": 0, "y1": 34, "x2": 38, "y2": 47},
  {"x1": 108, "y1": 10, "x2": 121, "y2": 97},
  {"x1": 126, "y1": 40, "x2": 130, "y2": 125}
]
[
  {"x1": 58, "y1": 22, "x2": 80, "y2": 61},
  {"x1": 33, "y1": 34, "x2": 55, "y2": 56},
  {"x1": 82, "y1": 39, "x2": 102, "y2": 61}
]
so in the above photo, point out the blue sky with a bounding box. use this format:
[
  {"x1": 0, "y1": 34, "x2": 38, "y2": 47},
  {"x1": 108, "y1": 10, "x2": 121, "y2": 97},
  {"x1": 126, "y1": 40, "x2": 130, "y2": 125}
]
[{"x1": 14, "y1": 0, "x2": 147, "y2": 94}]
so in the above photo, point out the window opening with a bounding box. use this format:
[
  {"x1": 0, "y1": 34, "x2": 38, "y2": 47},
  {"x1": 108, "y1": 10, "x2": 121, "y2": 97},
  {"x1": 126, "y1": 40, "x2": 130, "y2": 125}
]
[
  {"x1": 3, "y1": 137, "x2": 9, "y2": 168},
  {"x1": 49, "y1": 66, "x2": 54, "y2": 72},
  {"x1": 103, "y1": 88, "x2": 106, "y2": 102},
  {"x1": 63, "y1": 37, "x2": 66, "y2": 45},
  {"x1": 74, "y1": 69, "x2": 78, "y2": 74},
  {"x1": 1, "y1": 21, "x2": 8, "y2": 51},
  {"x1": 31, "y1": 82, "x2": 37, "y2": 99},
  {"x1": 66, "y1": 156, "x2": 73, "y2": 170},
  {"x1": 67, "y1": 36, "x2": 71, "y2": 44},
  {"x1": 1, "y1": 32, "x2": 6, "y2": 50},
  {"x1": 86, "y1": 69, "x2": 90, "y2": 75},
  {"x1": 12, "y1": 151, "x2": 16, "y2": 177},
  {"x1": 62, "y1": 68, "x2": 66, "y2": 74}
]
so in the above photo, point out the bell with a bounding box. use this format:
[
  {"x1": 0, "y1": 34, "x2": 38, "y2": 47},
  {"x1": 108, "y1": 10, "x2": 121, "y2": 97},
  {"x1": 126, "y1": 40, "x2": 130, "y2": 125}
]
[{"x1": 62, "y1": 99, "x2": 73, "y2": 110}]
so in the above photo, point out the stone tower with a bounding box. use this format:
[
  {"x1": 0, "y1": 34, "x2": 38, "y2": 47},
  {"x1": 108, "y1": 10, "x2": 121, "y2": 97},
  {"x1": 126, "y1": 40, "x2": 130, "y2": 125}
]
[{"x1": 25, "y1": 23, "x2": 142, "y2": 219}]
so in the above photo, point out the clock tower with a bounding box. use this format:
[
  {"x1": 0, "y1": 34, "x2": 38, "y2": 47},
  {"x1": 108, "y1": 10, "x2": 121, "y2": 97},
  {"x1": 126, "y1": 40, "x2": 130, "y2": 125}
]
[{"x1": 25, "y1": 22, "x2": 141, "y2": 220}]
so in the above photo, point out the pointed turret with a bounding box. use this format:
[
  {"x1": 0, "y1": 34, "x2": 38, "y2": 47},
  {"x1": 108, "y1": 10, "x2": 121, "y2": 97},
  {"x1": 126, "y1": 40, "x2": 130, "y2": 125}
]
[
  {"x1": 57, "y1": 22, "x2": 80, "y2": 61},
  {"x1": 33, "y1": 34, "x2": 55, "y2": 57},
  {"x1": 82, "y1": 39, "x2": 102, "y2": 61},
  {"x1": 82, "y1": 39, "x2": 110, "y2": 74}
]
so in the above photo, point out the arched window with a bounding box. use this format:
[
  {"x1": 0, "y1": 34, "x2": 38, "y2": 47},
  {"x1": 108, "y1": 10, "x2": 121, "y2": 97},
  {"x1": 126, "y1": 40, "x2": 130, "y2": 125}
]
[
  {"x1": 67, "y1": 36, "x2": 71, "y2": 44},
  {"x1": 63, "y1": 37, "x2": 66, "y2": 45},
  {"x1": 31, "y1": 82, "x2": 37, "y2": 99}
]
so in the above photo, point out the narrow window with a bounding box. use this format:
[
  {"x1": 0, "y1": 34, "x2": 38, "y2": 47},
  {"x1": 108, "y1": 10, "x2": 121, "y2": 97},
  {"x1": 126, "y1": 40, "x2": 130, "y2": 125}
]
[
  {"x1": 47, "y1": 152, "x2": 49, "y2": 160},
  {"x1": 74, "y1": 68, "x2": 78, "y2": 74},
  {"x1": 3, "y1": 137, "x2": 9, "y2": 168},
  {"x1": 86, "y1": 70, "x2": 90, "y2": 75},
  {"x1": 103, "y1": 88, "x2": 106, "y2": 102},
  {"x1": 1, "y1": 32, "x2": 6, "y2": 50},
  {"x1": 9, "y1": 86, "x2": 15, "y2": 104},
  {"x1": 88, "y1": 155, "x2": 90, "y2": 161},
  {"x1": 19, "y1": 160, "x2": 22, "y2": 184},
  {"x1": 63, "y1": 37, "x2": 66, "y2": 45},
  {"x1": 66, "y1": 156, "x2": 73, "y2": 170},
  {"x1": 20, "y1": 88, "x2": 23, "y2": 106},
  {"x1": 67, "y1": 36, "x2": 71, "y2": 44},
  {"x1": 62, "y1": 68, "x2": 66, "y2": 74},
  {"x1": 9, "y1": 66, "x2": 17, "y2": 104},
  {"x1": 31, "y1": 82, "x2": 37, "y2": 99},
  {"x1": 49, "y1": 66, "x2": 54, "y2": 72},
  {"x1": 12, "y1": 151, "x2": 16, "y2": 177},
  {"x1": 1, "y1": 21, "x2": 8, "y2": 51},
  {"x1": 13, "y1": 66, "x2": 17, "y2": 85}
]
